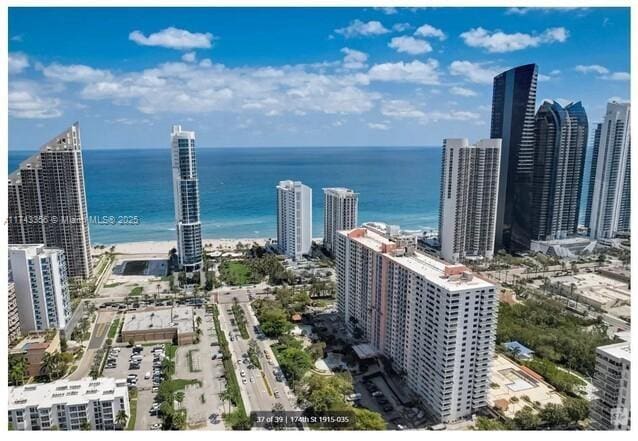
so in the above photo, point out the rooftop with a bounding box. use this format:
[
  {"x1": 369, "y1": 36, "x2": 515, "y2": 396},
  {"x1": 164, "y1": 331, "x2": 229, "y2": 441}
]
[
  {"x1": 9, "y1": 377, "x2": 128, "y2": 410},
  {"x1": 323, "y1": 187, "x2": 358, "y2": 196},
  {"x1": 341, "y1": 226, "x2": 494, "y2": 291},
  {"x1": 598, "y1": 341, "x2": 631, "y2": 362},
  {"x1": 122, "y1": 306, "x2": 194, "y2": 335}
]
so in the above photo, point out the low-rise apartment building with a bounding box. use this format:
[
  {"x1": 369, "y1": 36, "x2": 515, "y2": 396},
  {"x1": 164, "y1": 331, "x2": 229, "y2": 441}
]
[{"x1": 8, "y1": 377, "x2": 130, "y2": 430}]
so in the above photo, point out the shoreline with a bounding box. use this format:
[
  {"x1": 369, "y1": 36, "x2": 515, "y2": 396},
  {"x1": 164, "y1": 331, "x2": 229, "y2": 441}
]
[{"x1": 96, "y1": 238, "x2": 272, "y2": 255}]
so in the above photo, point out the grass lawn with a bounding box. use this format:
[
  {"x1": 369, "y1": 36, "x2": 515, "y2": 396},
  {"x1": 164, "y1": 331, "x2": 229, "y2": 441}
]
[
  {"x1": 129, "y1": 286, "x2": 144, "y2": 296},
  {"x1": 164, "y1": 378, "x2": 202, "y2": 393},
  {"x1": 127, "y1": 398, "x2": 137, "y2": 430},
  {"x1": 104, "y1": 282, "x2": 124, "y2": 288},
  {"x1": 219, "y1": 261, "x2": 253, "y2": 286},
  {"x1": 107, "y1": 318, "x2": 121, "y2": 339}
]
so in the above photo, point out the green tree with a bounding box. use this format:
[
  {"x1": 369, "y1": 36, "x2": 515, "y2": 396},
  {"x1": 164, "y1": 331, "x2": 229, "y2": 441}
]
[
  {"x1": 259, "y1": 307, "x2": 293, "y2": 337},
  {"x1": 8, "y1": 354, "x2": 28, "y2": 386},
  {"x1": 474, "y1": 416, "x2": 509, "y2": 430},
  {"x1": 513, "y1": 406, "x2": 540, "y2": 430},
  {"x1": 563, "y1": 397, "x2": 589, "y2": 422},
  {"x1": 351, "y1": 408, "x2": 386, "y2": 430},
  {"x1": 539, "y1": 403, "x2": 570, "y2": 427}
]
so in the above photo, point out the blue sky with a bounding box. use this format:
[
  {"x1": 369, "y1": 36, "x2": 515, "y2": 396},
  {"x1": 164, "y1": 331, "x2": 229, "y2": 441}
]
[{"x1": 8, "y1": 6, "x2": 630, "y2": 149}]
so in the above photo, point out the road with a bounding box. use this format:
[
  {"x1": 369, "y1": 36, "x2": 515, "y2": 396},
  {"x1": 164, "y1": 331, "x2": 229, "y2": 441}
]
[
  {"x1": 218, "y1": 305, "x2": 277, "y2": 414},
  {"x1": 67, "y1": 311, "x2": 115, "y2": 380},
  {"x1": 241, "y1": 304, "x2": 298, "y2": 411}
]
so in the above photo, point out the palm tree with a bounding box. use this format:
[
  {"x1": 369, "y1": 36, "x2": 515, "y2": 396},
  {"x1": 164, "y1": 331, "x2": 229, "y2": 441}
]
[
  {"x1": 40, "y1": 352, "x2": 63, "y2": 381},
  {"x1": 115, "y1": 410, "x2": 128, "y2": 430},
  {"x1": 218, "y1": 389, "x2": 233, "y2": 414}
]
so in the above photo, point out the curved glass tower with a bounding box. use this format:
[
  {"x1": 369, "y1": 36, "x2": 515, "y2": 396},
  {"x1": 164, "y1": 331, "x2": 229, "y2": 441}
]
[
  {"x1": 490, "y1": 63, "x2": 538, "y2": 252},
  {"x1": 171, "y1": 125, "x2": 203, "y2": 273}
]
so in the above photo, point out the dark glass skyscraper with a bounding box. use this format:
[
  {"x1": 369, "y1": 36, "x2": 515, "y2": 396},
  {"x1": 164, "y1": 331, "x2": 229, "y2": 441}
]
[
  {"x1": 490, "y1": 63, "x2": 538, "y2": 252},
  {"x1": 530, "y1": 100, "x2": 588, "y2": 242}
]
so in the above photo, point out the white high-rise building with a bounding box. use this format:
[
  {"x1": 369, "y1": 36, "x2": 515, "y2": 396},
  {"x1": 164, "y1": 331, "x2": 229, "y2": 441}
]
[
  {"x1": 323, "y1": 187, "x2": 358, "y2": 255},
  {"x1": 171, "y1": 125, "x2": 203, "y2": 272},
  {"x1": 336, "y1": 225, "x2": 498, "y2": 423},
  {"x1": 439, "y1": 139, "x2": 501, "y2": 263},
  {"x1": 8, "y1": 377, "x2": 130, "y2": 430},
  {"x1": 590, "y1": 334, "x2": 631, "y2": 430},
  {"x1": 585, "y1": 102, "x2": 631, "y2": 239},
  {"x1": 276, "y1": 180, "x2": 312, "y2": 260},
  {"x1": 9, "y1": 244, "x2": 72, "y2": 332}
]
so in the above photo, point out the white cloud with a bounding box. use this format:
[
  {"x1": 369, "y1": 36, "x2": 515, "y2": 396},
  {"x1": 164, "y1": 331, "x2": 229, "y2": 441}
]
[
  {"x1": 550, "y1": 69, "x2": 561, "y2": 75},
  {"x1": 42, "y1": 63, "x2": 113, "y2": 82},
  {"x1": 602, "y1": 72, "x2": 630, "y2": 81},
  {"x1": 575, "y1": 64, "x2": 609, "y2": 74},
  {"x1": 368, "y1": 59, "x2": 440, "y2": 85},
  {"x1": 77, "y1": 59, "x2": 379, "y2": 116},
  {"x1": 414, "y1": 24, "x2": 446, "y2": 40},
  {"x1": 392, "y1": 23, "x2": 412, "y2": 32},
  {"x1": 341, "y1": 47, "x2": 368, "y2": 69},
  {"x1": 538, "y1": 74, "x2": 551, "y2": 81},
  {"x1": 388, "y1": 36, "x2": 432, "y2": 55},
  {"x1": 129, "y1": 27, "x2": 214, "y2": 50},
  {"x1": 575, "y1": 65, "x2": 629, "y2": 81},
  {"x1": 375, "y1": 7, "x2": 397, "y2": 15},
  {"x1": 449, "y1": 86, "x2": 477, "y2": 97},
  {"x1": 460, "y1": 26, "x2": 569, "y2": 53},
  {"x1": 9, "y1": 81, "x2": 62, "y2": 119},
  {"x1": 181, "y1": 52, "x2": 197, "y2": 63},
  {"x1": 381, "y1": 99, "x2": 481, "y2": 124},
  {"x1": 9, "y1": 52, "x2": 29, "y2": 74},
  {"x1": 335, "y1": 20, "x2": 390, "y2": 38},
  {"x1": 368, "y1": 122, "x2": 390, "y2": 130},
  {"x1": 506, "y1": 7, "x2": 589, "y2": 16},
  {"x1": 449, "y1": 60, "x2": 505, "y2": 84},
  {"x1": 381, "y1": 100, "x2": 425, "y2": 119}
]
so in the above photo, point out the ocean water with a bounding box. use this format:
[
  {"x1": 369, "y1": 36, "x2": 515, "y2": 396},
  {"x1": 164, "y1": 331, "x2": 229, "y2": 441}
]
[{"x1": 9, "y1": 147, "x2": 443, "y2": 244}]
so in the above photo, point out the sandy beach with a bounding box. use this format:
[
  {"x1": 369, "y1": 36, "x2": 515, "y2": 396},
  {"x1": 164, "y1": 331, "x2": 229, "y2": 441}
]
[{"x1": 98, "y1": 238, "x2": 270, "y2": 255}]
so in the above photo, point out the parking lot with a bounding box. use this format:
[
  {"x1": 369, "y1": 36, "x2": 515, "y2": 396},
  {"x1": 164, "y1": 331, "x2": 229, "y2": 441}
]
[
  {"x1": 173, "y1": 308, "x2": 226, "y2": 429},
  {"x1": 103, "y1": 344, "x2": 165, "y2": 430}
]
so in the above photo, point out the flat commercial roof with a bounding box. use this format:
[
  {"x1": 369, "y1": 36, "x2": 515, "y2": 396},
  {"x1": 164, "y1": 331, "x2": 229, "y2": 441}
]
[
  {"x1": 122, "y1": 306, "x2": 194, "y2": 335},
  {"x1": 9, "y1": 377, "x2": 128, "y2": 410}
]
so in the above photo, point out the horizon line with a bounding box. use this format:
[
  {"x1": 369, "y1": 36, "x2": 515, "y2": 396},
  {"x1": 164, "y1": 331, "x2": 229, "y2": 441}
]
[{"x1": 9, "y1": 145, "x2": 444, "y2": 152}]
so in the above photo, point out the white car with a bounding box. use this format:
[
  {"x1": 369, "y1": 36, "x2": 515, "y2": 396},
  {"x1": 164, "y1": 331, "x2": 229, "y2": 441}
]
[
  {"x1": 250, "y1": 377, "x2": 255, "y2": 383},
  {"x1": 144, "y1": 372, "x2": 151, "y2": 379},
  {"x1": 242, "y1": 378, "x2": 247, "y2": 384}
]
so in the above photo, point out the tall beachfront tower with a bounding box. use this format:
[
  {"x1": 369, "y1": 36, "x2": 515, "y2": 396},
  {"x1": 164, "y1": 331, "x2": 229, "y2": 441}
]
[
  {"x1": 585, "y1": 101, "x2": 631, "y2": 240},
  {"x1": 276, "y1": 180, "x2": 312, "y2": 260},
  {"x1": 530, "y1": 100, "x2": 588, "y2": 242},
  {"x1": 8, "y1": 123, "x2": 93, "y2": 279},
  {"x1": 590, "y1": 336, "x2": 631, "y2": 430},
  {"x1": 439, "y1": 139, "x2": 501, "y2": 263},
  {"x1": 490, "y1": 64, "x2": 538, "y2": 252},
  {"x1": 8, "y1": 244, "x2": 72, "y2": 333},
  {"x1": 335, "y1": 225, "x2": 497, "y2": 423},
  {"x1": 171, "y1": 125, "x2": 203, "y2": 273},
  {"x1": 323, "y1": 187, "x2": 358, "y2": 256}
]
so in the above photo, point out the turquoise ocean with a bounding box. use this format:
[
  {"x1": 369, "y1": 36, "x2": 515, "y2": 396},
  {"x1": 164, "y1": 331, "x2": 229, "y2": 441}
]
[{"x1": 9, "y1": 147, "x2": 444, "y2": 244}]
